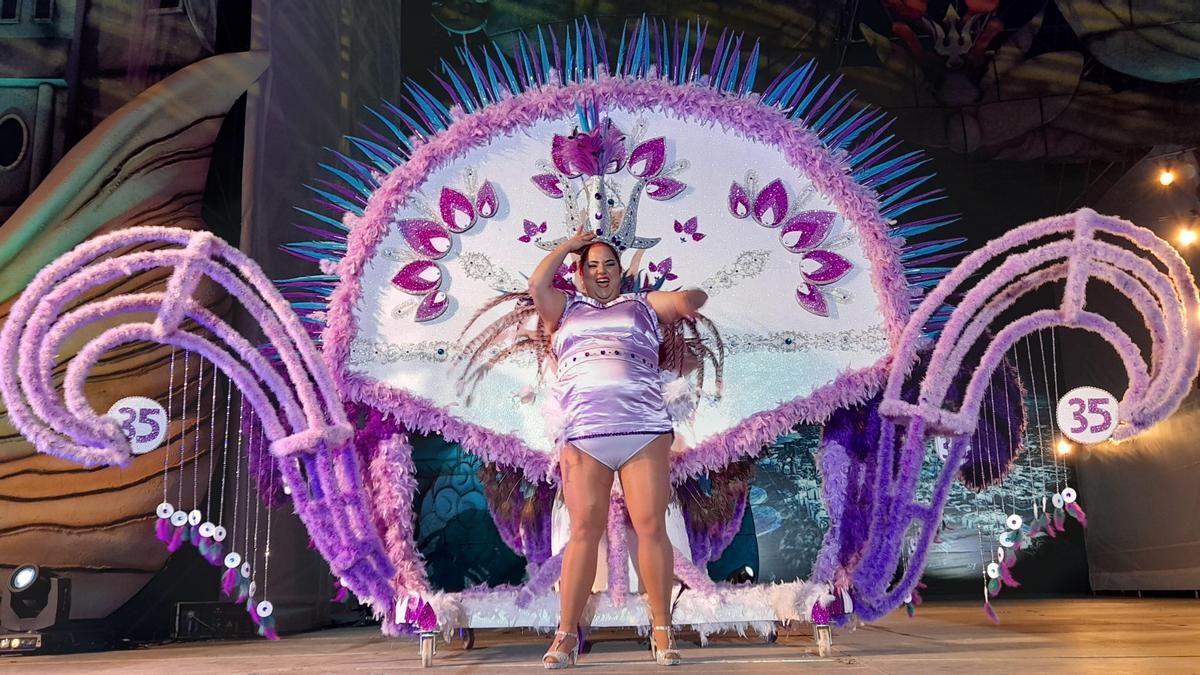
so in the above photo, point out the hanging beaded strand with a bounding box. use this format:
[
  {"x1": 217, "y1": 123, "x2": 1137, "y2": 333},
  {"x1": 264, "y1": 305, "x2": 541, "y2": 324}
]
[
  {"x1": 197, "y1": 363, "x2": 222, "y2": 561},
  {"x1": 166, "y1": 350, "x2": 192, "y2": 552},
  {"x1": 154, "y1": 348, "x2": 178, "y2": 543},
  {"x1": 256, "y1": 440, "x2": 279, "y2": 639},
  {"x1": 221, "y1": 393, "x2": 247, "y2": 598},
  {"x1": 185, "y1": 357, "x2": 206, "y2": 547}
]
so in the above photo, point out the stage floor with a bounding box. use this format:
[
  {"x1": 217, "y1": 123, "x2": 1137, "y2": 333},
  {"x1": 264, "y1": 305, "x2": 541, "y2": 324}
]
[{"x1": 8, "y1": 597, "x2": 1200, "y2": 673}]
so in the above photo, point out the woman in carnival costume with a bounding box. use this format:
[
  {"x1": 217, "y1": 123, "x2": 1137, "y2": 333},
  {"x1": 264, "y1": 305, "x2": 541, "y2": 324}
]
[{"x1": 530, "y1": 223, "x2": 706, "y2": 668}]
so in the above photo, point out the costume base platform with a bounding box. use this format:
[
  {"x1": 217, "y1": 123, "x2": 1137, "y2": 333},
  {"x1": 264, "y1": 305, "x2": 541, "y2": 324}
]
[{"x1": 10, "y1": 597, "x2": 1199, "y2": 673}]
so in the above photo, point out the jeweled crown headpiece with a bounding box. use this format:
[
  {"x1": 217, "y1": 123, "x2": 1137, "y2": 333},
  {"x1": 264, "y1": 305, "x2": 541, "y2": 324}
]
[{"x1": 532, "y1": 101, "x2": 689, "y2": 254}]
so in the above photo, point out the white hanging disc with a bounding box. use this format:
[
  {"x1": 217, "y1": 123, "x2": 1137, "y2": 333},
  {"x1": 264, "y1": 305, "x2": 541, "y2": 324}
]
[
  {"x1": 283, "y1": 485, "x2": 292, "y2": 496},
  {"x1": 903, "y1": 593, "x2": 913, "y2": 604},
  {"x1": 224, "y1": 552, "x2": 241, "y2": 569},
  {"x1": 1062, "y1": 487, "x2": 1077, "y2": 504},
  {"x1": 997, "y1": 547, "x2": 1006, "y2": 562},
  {"x1": 1052, "y1": 493, "x2": 1065, "y2": 509},
  {"x1": 156, "y1": 502, "x2": 174, "y2": 519},
  {"x1": 241, "y1": 562, "x2": 252, "y2": 578},
  {"x1": 198, "y1": 522, "x2": 216, "y2": 538},
  {"x1": 187, "y1": 509, "x2": 202, "y2": 526},
  {"x1": 1006, "y1": 514, "x2": 1023, "y2": 531},
  {"x1": 104, "y1": 396, "x2": 169, "y2": 455},
  {"x1": 986, "y1": 562, "x2": 1000, "y2": 579},
  {"x1": 213, "y1": 526, "x2": 227, "y2": 542},
  {"x1": 248, "y1": 581, "x2": 257, "y2": 597},
  {"x1": 170, "y1": 510, "x2": 188, "y2": 527},
  {"x1": 256, "y1": 600, "x2": 274, "y2": 618},
  {"x1": 1055, "y1": 386, "x2": 1118, "y2": 444},
  {"x1": 998, "y1": 530, "x2": 1016, "y2": 548}
]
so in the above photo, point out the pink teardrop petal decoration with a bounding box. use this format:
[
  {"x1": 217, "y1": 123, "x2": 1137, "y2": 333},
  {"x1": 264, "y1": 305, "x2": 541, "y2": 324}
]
[
  {"x1": 392, "y1": 260, "x2": 442, "y2": 294},
  {"x1": 628, "y1": 137, "x2": 666, "y2": 178},
  {"x1": 551, "y1": 135, "x2": 581, "y2": 177},
  {"x1": 780, "y1": 210, "x2": 837, "y2": 252},
  {"x1": 398, "y1": 219, "x2": 452, "y2": 259},
  {"x1": 753, "y1": 179, "x2": 789, "y2": 227},
  {"x1": 439, "y1": 187, "x2": 476, "y2": 233},
  {"x1": 415, "y1": 291, "x2": 449, "y2": 322},
  {"x1": 729, "y1": 182, "x2": 750, "y2": 219},
  {"x1": 802, "y1": 250, "x2": 852, "y2": 285},
  {"x1": 795, "y1": 282, "x2": 830, "y2": 317},
  {"x1": 475, "y1": 180, "x2": 498, "y2": 218},
  {"x1": 531, "y1": 173, "x2": 565, "y2": 198},
  {"x1": 645, "y1": 176, "x2": 686, "y2": 200}
]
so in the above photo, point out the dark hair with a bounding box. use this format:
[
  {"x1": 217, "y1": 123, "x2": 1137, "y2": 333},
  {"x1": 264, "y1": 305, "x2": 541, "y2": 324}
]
[{"x1": 578, "y1": 241, "x2": 621, "y2": 271}]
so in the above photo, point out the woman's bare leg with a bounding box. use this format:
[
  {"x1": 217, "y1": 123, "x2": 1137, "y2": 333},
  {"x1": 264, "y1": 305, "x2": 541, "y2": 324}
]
[
  {"x1": 618, "y1": 433, "x2": 675, "y2": 651},
  {"x1": 555, "y1": 444, "x2": 615, "y2": 643}
]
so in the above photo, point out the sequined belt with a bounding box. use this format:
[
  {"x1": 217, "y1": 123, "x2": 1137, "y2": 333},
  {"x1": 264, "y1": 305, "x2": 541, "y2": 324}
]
[{"x1": 556, "y1": 344, "x2": 659, "y2": 377}]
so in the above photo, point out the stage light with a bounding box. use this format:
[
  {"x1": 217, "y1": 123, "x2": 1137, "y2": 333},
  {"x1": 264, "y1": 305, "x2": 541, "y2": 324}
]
[
  {"x1": 1179, "y1": 228, "x2": 1198, "y2": 247},
  {"x1": 1, "y1": 565, "x2": 69, "y2": 634},
  {"x1": 1159, "y1": 168, "x2": 1176, "y2": 186},
  {"x1": 10, "y1": 566, "x2": 37, "y2": 592},
  {"x1": 1056, "y1": 440, "x2": 1072, "y2": 456}
]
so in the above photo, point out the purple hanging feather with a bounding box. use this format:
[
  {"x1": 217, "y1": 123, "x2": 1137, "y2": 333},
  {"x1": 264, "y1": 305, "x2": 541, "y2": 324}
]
[
  {"x1": 155, "y1": 518, "x2": 171, "y2": 542},
  {"x1": 987, "y1": 577, "x2": 1001, "y2": 598},
  {"x1": 999, "y1": 563, "x2": 1020, "y2": 588},
  {"x1": 207, "y1": 541, "x2": 224, "y2": 565},
  {"x1": 1066, "y1": 502, "x2": 1088, "y2": 527},
  {"x1": 984, "y1": 601, "x2": 1000, "y2": 624},
  {"x1": 334, "y1": 585, "x2": 349, "y2": 603},
  {"x1": 198, "y1": 537, "x2": 210, "y2": 556},
  {"x1": 1053, "y1": 508, "x2": 1066, "y2": 532},
  {"x1": 237, "y1": 579, "x2": 250, "y2": 604},
  {"x1": 249, "y1": 602, "x2": 263, "y2": 627},
  {"x1": 904, "y1": 601, "x2": 915, "y2": 618},
  {"x1": 167, "y1": 526, "x2": 185, "y2": 552},
  {"x1": 221, "y1": 567, "x2": 238, "y2": 596},
  {"x1": 187, "y1": 525, "x2": 198, "y2": 546},
  {"x1": 262, "y1": 615, "x2": 280, "y2": 641}
]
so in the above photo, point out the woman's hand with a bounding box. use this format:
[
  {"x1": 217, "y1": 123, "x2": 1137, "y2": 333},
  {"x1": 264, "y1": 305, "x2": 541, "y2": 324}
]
[{"x1": 562, "y1": 222, "x2": 596, "y2": 253}]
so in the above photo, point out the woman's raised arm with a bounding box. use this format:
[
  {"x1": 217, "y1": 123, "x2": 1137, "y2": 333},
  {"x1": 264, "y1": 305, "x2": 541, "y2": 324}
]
[
  {"x1": 529, "y1": 223, "x2": 593, "y2": 331},
  {"x1": 646, "y1": 288, "x2": 708, "y2": 324}
]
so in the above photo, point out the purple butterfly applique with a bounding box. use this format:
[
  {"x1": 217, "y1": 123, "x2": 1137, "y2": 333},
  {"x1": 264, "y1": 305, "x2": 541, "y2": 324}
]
[
  {"x1": 647, "y1": 257, "x2": 678, "y2": 282},
  {"x1": 518, "y1": 219, "x2": 548, "y2": 243},
  {"x1": 673, "y1": 217, "x2": 706, "y2": 242}
]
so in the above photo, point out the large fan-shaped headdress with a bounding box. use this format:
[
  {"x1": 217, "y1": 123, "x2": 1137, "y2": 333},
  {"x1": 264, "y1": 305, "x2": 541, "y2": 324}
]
[{"x1": 282, "y1": 19, "x2": 961, "y2": 481}]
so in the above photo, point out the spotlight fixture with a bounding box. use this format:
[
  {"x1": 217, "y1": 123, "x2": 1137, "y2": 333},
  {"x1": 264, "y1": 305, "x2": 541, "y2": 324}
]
[
  {"x1": 1179, "y1": 228, "x2": 1198, "y2": 247},
  {"x1": 9, "y1": 566, "x2": 38, "y2": 593},
  {"x1": 1159, "y1": 167, "x2": 1176, "y2": 186},
  {"x1": 1, "y1": 565, "x2": 70, "y2": 634},
  {"x1": 1056, "y1": 440, "x2": 1072, "y2": 456}
]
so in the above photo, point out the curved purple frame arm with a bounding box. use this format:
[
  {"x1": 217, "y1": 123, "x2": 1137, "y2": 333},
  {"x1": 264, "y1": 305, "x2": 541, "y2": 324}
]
[
  {"x1": 0, "y1": 226, "x2": 396, "y2": 617},
  {"x1": 851, "y1": 209, "x2": 1200, "y2": 620}
]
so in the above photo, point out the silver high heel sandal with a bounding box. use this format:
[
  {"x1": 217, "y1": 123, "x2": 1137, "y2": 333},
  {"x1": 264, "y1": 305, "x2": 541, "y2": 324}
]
[
  {"x1": 542, "y1": 630, "x2": 579, "y2": 669},
  {"x1": 650, "y1": 625, "x2": 681, "y2": 666}
]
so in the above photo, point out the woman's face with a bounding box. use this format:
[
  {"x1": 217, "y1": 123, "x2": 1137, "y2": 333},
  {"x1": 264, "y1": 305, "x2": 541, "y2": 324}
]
[{"x1": 577, "y1": 243, "x2": 621, "y2": 302}]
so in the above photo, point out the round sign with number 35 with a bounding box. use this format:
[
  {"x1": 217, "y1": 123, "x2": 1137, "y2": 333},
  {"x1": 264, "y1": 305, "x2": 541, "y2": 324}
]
[
  {"x1": 1055, "y1": 386, "x2": 1118, "y2": 444},
  {"x1": 104, "y1": 396, "x2": 169, "y2": 455}
]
